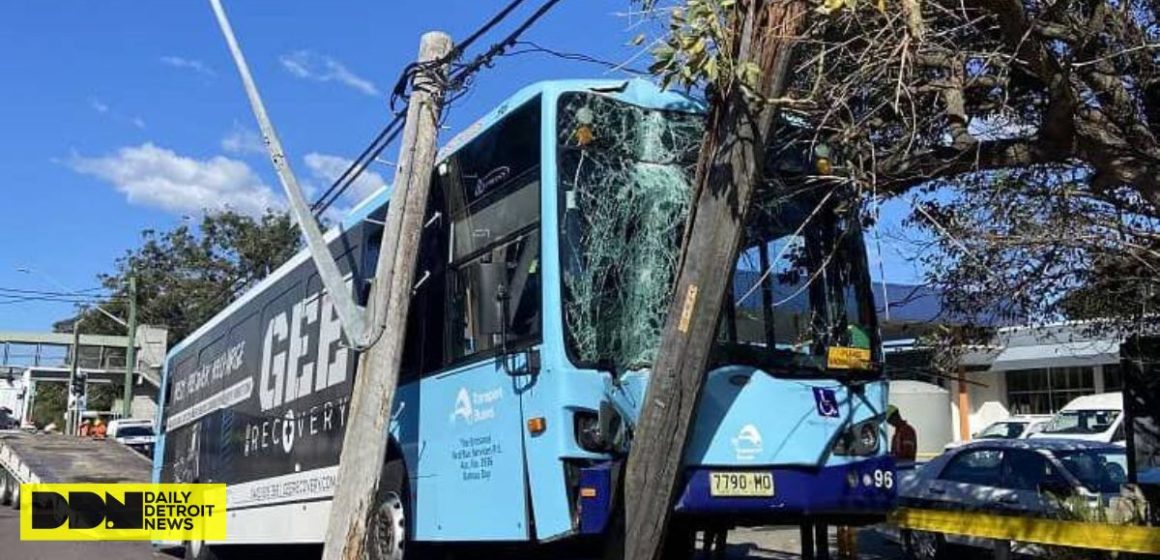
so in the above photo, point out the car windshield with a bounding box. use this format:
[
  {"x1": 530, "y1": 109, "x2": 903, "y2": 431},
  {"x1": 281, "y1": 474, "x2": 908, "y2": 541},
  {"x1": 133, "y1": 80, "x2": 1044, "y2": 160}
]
[
  {"x1": 978, "y1": 421, "x2": 1026, "y2": 439},
  {"x1": 1042, "y1": 410, "x2": 1120, "y2": 435},
  {"x1": 117, "y1": 426, "x2": 154, "y2": 437},
  {"x1": 1056, "y1": 449, "x2": 1128, "y2": 493}
]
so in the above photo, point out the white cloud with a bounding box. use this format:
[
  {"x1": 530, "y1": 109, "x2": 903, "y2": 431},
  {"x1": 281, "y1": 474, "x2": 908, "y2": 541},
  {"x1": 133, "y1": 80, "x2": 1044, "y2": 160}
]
[
  {"x1": 160, "y1": 56, "x2": 215, "y2": 77},
  {"x1": 131, "y1": 117, "x2": 147, "y2": 130},
  {"x1": 279, "y1": 50, "x2": 380, "y2": 97},
  {"x1": 303, "y1": 152, "x2": 388, "y2": 202},
  {"x1": 90, "y1": 99, "x2": 109, "y2": 114},
  {"x1": 70, "y1": 143, "x2": 284, "y2": 217},
  {"x1": 221, "y1": 123, "x2": 267, "y2": 156}
]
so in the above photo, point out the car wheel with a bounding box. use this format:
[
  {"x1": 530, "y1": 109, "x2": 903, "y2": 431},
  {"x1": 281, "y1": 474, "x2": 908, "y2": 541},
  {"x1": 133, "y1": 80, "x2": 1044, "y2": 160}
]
[
  {"x1": 367, "y1": 458, "x2": 409, "y2": 560},
  {"x1": 9, "y1": 477, "x2": 19, "y2": 510},
  {"x1": 902, "y1": 529, "x2": 944, "y2": 560},
  {"x1": 0, "y1": 471, "x2": 11, "y2": 505}
]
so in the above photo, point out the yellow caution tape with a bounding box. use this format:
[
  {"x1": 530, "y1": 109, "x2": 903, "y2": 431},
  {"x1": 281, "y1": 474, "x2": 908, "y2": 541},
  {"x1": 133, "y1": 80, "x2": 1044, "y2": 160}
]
[{"x1": 891, "y1": 508, "x2": 1160, "y2": 555}]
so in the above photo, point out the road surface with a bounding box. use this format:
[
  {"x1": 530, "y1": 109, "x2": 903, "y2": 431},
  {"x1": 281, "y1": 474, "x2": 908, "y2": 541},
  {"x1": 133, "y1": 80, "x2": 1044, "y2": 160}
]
[
  {"x1": 0, "y1": 504, "x2": 167, "y2": 560},
  {"x1": 1, "y1": 502, "x2": 903, "y2": 560}
]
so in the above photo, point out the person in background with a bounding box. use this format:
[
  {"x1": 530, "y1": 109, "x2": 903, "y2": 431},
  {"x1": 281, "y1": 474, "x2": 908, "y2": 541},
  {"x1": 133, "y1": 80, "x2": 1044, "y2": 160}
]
[
  {"x1": 91, "y1": 417, "x2": 107, "y2": 440},
  {"x1": 887, "y1": 405, "x2": 917, "y2": 463},
  {"x1": 77, "y1": 418, "x2": 92, "y2": 437}
]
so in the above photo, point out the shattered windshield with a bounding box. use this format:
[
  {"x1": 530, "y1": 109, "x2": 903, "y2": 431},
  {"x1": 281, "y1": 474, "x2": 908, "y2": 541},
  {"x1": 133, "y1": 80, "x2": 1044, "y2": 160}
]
[
  {"x1": 558, "y1": 91, "x2": 702, "y2": 370},
  {"x1": 557, "y1": 91, "x2": 878, "y2": 374}
]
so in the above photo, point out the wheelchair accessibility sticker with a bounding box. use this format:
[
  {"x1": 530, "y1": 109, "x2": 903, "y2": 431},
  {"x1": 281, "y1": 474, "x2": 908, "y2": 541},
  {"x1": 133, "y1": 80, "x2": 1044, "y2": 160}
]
[{"x1": 812, "y1": 387, "x2": 840, "y2": 418}]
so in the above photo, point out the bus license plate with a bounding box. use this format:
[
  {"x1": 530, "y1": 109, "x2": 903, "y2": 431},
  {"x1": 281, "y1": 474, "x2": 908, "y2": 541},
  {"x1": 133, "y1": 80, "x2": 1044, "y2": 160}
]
[{"x1": 709, "y1": 471, "x2": 774, "y2": 497}]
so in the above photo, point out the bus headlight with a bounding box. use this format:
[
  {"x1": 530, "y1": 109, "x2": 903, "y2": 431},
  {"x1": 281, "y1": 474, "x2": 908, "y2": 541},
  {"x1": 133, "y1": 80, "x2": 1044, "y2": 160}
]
[{"x1": 833, "y1": 419, "x2": 881, "y2": 456}]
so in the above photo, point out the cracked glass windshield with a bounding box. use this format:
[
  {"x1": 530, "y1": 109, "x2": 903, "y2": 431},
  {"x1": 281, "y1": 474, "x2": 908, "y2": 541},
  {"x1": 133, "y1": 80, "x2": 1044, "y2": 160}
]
[{"x1": 557, "y1": 91, "x2": 877, "y2": 373}]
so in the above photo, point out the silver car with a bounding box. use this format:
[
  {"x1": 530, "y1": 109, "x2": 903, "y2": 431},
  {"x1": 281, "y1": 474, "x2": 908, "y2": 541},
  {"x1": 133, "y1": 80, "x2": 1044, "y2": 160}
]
[{"x1": 898, "y1": 438, "x2": 1128, "y2": 559}]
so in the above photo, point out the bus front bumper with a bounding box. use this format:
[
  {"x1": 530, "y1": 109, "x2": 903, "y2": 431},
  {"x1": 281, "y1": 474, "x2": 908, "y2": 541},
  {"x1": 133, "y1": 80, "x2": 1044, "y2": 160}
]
[{"x1": 674, "y1": 456, "x2": 896, "y2": 521}]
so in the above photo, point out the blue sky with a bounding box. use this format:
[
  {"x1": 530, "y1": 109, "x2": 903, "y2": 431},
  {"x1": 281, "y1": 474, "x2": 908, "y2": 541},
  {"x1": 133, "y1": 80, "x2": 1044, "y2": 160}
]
[{"x1": 0, "y1": 0, "x2": 925, "y2": 332}]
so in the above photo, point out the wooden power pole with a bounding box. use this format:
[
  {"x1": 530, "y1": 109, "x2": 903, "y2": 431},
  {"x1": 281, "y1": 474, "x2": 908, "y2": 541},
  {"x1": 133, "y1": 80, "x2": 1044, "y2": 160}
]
[
  {"x1": 623, "y1": 2, "x2": 809, "y2": 560},
  {"x1": 321, "y1": 32, "x2": 452, "y2": 560},
  {"x1": 122, "y1": 274, "x2": 138, "y2": 418}
]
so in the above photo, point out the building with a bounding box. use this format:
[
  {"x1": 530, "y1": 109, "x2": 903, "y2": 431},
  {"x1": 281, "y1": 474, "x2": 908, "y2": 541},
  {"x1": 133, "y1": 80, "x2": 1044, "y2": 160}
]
[{"x1": 879, "y1": 285, "x2": 1126, "y2": 454}]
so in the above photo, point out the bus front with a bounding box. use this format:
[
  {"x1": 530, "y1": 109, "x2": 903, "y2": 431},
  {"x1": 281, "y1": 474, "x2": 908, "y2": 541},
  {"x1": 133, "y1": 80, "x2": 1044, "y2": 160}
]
[{"x1": 553, "y1": 83, "x2": 894, "y2": 530}]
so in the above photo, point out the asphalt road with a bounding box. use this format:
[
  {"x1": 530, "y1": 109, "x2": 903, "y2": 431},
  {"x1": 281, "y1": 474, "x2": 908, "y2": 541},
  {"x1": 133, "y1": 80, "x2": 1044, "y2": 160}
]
[
  {"x1": 0, "y1": 503, "x2": 903, "y2": 560},
  {"x1": 0, "y1": 504, "x2": 168, "y2": 560}
]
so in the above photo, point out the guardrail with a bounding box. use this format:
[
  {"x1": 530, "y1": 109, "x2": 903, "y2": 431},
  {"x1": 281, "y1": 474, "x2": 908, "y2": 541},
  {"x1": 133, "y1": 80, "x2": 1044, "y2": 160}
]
[{"x1": 890, "y1": 507, "x2": 1160, "y2": 556}]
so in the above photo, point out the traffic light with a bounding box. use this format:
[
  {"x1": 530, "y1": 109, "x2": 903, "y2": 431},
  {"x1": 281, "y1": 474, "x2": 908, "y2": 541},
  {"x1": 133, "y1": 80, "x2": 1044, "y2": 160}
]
[{"x1": 71, "y1": 371, "x2": 87, "y2": 398}]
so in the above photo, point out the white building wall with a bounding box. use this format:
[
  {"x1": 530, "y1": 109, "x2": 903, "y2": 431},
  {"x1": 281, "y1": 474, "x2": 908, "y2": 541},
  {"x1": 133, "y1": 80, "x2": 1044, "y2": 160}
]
[{"x1": 969, "y1": 371, "x2": 1009, "y2": 435}]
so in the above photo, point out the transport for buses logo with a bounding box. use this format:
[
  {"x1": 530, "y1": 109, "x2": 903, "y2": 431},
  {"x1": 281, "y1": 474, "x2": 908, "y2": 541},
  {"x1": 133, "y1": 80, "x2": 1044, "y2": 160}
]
[
  {"x1": 450, "y1": 387, "x2": 502, "y2": 425},
  {"x1": 20, "y1": 483, "x2": 226, "y2": 541}
]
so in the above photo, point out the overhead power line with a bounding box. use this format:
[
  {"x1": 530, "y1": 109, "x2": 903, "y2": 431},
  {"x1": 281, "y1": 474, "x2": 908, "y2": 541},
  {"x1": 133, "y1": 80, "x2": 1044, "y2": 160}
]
[
  {"x1": 0, "y1": 287, "x2": 115, "y2": 298},
  {"x1": 507, "y1": 40, "x2": 648, "y2": 75},
  {"x1": 309, "y1": 0, "x2": 565, "y2": 218}
]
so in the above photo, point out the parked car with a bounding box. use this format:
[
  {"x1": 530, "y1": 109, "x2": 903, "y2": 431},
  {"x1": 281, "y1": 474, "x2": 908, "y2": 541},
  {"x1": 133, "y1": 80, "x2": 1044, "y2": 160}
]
[
  {"x1": 1030, "y1": 392, "x2": 1125, "y2": 444},
  {"x1": 898, "y1": 439, "x2": 1128, "y2": 559},
  {"x1": 107, "y1": 418, "x2": 156, "y2": 457},
  {"x1": 943, "y1": 415, "x2": 1052, "y2": 451}
]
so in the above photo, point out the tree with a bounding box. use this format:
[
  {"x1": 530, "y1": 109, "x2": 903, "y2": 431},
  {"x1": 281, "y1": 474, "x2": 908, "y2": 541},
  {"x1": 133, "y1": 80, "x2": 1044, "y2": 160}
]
[
  {"x1": 643, "y1": 0, "x2": 1159, "y2": 326},
  {"x1": 29, "y1": 382, "x2": 65, "y2": 429},
  {"x1": 56, "y1": 211, "x2": 302, "y2": 344}
]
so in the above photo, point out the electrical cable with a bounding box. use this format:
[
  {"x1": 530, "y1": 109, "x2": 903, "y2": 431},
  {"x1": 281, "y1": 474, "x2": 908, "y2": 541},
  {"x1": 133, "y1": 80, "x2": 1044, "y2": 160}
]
[
  {"x1": 0, "y1": 287, "x2": 116, "y2": 299},
  {"x1": 311, "y1": 0, "x2": 566, "y2": 218},
  {"x1": 506, "y1": 40, "x2": 648, "y2": 75}
]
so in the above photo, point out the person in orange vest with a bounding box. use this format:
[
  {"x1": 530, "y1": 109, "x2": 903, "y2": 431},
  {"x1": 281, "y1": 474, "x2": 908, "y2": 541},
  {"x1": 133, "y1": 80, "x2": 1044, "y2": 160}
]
[
  {"x1": 887, "y1": 405, "x2": 917, "y2": 463},
  {"x1": 91, "y1": 418, "x2": 107, "y2": 440}
]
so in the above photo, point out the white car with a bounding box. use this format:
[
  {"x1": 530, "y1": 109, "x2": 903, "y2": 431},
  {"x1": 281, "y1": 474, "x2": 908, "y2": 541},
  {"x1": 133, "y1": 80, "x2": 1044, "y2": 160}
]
[
  {"x1": 899, "y1": 439, "x2": 1128, "y2": 559},
  {"x1": 1030, "y1": 392, "x2": 1125, "y2": 444},
  {"x1": 107, "y1": 418, "x2": 156, "y2": 457},
  {"x1": 943, "y1": 415, "x2": 1052, "y2": 452}
]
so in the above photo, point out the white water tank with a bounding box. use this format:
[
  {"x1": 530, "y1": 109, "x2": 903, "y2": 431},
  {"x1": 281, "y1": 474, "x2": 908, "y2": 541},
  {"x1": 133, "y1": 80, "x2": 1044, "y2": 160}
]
[{"x1": 888, "y1": 380, "x2": 953, "y2": 459}]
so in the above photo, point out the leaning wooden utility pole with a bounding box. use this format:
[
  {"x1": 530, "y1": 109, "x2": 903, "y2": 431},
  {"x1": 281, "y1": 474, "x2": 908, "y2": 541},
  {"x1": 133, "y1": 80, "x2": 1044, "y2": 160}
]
[
  {"x1": 321, "y1": 32, "x2": 452, "y2": 560},
  {"x1": 623, "y1": 2, "x2": 809, "y2": 560}
]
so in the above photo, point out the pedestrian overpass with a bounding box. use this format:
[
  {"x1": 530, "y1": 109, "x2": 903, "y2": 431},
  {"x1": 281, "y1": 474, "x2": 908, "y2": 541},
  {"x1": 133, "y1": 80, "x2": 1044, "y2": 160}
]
[{"x1": 0, "y1": 327, "x2": 168, "y2": 423}]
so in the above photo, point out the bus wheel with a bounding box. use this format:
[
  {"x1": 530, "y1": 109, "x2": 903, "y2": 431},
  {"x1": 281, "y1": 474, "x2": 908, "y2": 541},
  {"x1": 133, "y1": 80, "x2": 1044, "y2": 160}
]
[
  {"x1": 368, "y1": 458, "x2": 408, "y2": 560},
  {"x1": 184, "y1": 540, "x2": 222, "y2": 560},
  {"x1": 661, "y1": 519, "x2": 696, "y2": 560}
]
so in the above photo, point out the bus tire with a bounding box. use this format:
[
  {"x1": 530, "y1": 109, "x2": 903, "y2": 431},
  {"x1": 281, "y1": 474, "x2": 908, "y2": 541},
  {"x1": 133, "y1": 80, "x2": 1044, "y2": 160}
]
[
  {"x1": 661, "y1": 519, "x2": 697, "y2": 560},
  {"x1": 367, "y1": 457, "x2": 409, "y2": 560},
  {"x1": 184, "y1": 540, "x2": 223, "y2": 560}
]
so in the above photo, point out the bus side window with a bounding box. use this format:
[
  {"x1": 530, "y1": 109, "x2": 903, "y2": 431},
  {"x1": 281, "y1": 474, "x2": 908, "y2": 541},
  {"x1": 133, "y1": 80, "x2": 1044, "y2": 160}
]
[
  {"x1": 399, "y1": 177, "x2": 448, "y2": 382},
  {"x1": 360, "y1": 205, "x2": 387, "y2": 306}
]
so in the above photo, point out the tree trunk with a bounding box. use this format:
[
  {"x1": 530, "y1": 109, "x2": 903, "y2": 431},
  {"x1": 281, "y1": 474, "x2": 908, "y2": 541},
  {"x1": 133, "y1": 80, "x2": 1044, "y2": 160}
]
[{"x1": 622, "y1": 2, "x2": 808, "y2": 559}]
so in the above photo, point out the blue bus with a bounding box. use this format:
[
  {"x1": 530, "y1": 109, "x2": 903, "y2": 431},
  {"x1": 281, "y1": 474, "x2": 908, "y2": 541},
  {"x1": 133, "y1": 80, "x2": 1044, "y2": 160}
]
[{"x1": 154, "y1": 78, "x2": 893, "y2": 559}]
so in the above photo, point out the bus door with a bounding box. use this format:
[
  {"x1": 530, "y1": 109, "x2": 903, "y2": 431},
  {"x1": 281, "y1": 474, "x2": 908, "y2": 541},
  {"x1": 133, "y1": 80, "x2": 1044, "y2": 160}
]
[
  {"x1": 413, "y1": 99, "x2": 543, "y2": 541},
  {"x1": 415, "y1": 230, "x2": 541, "y2": 541}
]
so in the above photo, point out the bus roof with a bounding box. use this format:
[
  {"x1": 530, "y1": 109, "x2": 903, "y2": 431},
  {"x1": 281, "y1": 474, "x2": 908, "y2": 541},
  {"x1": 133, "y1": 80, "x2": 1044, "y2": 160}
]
[{"x1": 165, "y1": 78, "x2": 701, "y2": 363}]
